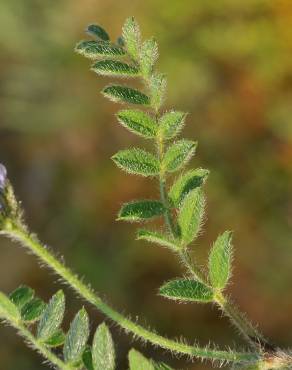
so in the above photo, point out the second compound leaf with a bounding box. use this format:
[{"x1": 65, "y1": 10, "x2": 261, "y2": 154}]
[
  {"x1": 92, "y1": 322, "x2": 115, "y2": 370},
  {"x1": 64, "y1": 308, "x2": 90, "y2": 364},
  {"x1": 37, "y1": 290, "x2": 65, "y2": 341}
]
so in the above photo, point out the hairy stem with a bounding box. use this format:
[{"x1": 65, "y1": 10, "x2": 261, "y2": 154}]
[
  {"x1": 1, "y1": 311, "x2": 72, "y2": 370},
  {"x1": 0, "y1": 220, "x2": 258, "y2": 364}
]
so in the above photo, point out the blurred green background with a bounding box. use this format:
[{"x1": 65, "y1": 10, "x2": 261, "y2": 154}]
[{"x1": 0, "y1": 1, "x2": 292, "y2": 369}]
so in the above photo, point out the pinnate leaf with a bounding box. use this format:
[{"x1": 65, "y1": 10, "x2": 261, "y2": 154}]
[
  {"x1": 92, "y1": 322, "x2": 115, "y2": 370},
  {"x1": 64, "y1": 308, "x2": 90, "y2": 364},
  {"x1": 37, "y1": 290, "x2": 65, "y2": 341},
  {"x1": 44, "y1": 329, "x2": 65, "y2": 348},
  {"x1": 86, "y1": 24, "x2": 110, "y2": 41},
  {"x1": 159, "y1": 279, "x2": 213, "y2": 303},
  {"x1": 91, "y1": 60, "x2": 139, "y2": 77},
  {"x1": 129, "y1": 349, "x2": 155, "y2": 370},
  {"x1": 209, "y1": 231, "x2": 233, "y2": 290},
  {"x1": 158, "y1": 111, "x2": 186, "y2": 140},
  {"x1": 117, "y1": 109, "x2": 157, "y2": 138},
  {"x1": 0, "y1": 292, "x2": 20, "y2": 320},
  {"x1": 118, "y1": 200, "x2": 165, "y2": 222},
  {"x1": 122, "y1": 17, "x2": 141, "y2": 60},
  {"x1": 9, "y1": 286, "x2": 34, "y2": 309},
  {"x1": 21, "y1": 298, "x2": 46, "y2": 323},
  {"x1": 137, "y1": 229, "x2": 178, "y2": 250},
  {"x1": 102, "y1": 85, "x2": 150, "y2": 105},
  {"x1": 178, "y1": 188, "x2": 205, "y2": 247},
  {"x1": 169, "y1": 168, "x2": 209, "y2": 207},
  {"x1": 112, "y1": 148, "x2": 159, "y2": 177},
  {"x1": 140, "y1": 38, "x2": 158, "y2": 77},
  {"x1": 163, "y1": 140, "x2": 197, "y2": 173},
  {"x1": 75, "y1": 41, "x2": 125, "y2": 59}
]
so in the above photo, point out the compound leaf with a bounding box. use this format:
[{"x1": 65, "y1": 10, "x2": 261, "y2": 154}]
[
  {"x1": 91, "y1": 60, "x2": 139, "y2": 77},
  {"x1": 21, "y1": 298, "x2": 46, "y2": 323},
  {"x1": 64, "y1": 308, "x2": 90, "y2": 364},
  {"x1": 37, "y1": 290, "x2": 65, "y2": 341},
  {"x1": 9, "y1": 286, "x2": 34, "y2": 309},
  {"x1": 140, "y1": 38, "x2": 158, "y2": 77},
  {"x1": 169, "y1": 168, "x2": 209, "y2": 207},
  {"x1": 92, "y1": 322, "x2": 115, "y2": 370},
  {"x1": 163, "y1": 140, "x2": 197, "y2": 173},
  {"x1": 75, "y1": 41, "x2": 125, "y2": 59},
  {"x1": 159, "y1": 279, "x2": 213, "y2": 303},
  {"x1": 129, "y1": 349, "x2": 155, "y2": 370},
  {"x1": 209, "y1": 231, "x2": 233, "y2": 290},
  {"x1": 178, "y1": 188, "x2": 205, "y2": 247},
  {"x1": 112, "y1": 148, "x2": 159, "y2": 177},
  {"x1": 44, "y1": 329, "x2": 65, "y2": 348},
  {"x1": 102, "y1": 85, "x2": 150, "y2": 105},
  {"x1": 122, "y1": 17, "x2": 141, "y2": 60},
  {"x1": 158, "y1": 111, "x2": 186, "y2": 140},
  {"x1": 117, "y1": 109, "x2": 157, "y2": 138},
  {"x1": 0, "y1": 292, "x2": 20, "y2": 320},
  {"x1": 118, "y1": 201, "x2": 165, "y2": 222},
  {"x1": 86, "y1": 24, "x2": 110, "y2": 41},
  {"x1": 137, "y1": 229, "x2": 178, "y2": 250}
]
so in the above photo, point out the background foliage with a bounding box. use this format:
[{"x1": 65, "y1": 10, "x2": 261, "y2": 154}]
[{"x1": 0, "y1": 1, "x2": 292, "y2": 369}]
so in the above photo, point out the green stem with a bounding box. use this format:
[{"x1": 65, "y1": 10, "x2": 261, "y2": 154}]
[
  {"x1": 0, "y1": 220, "x2": 258, "y2": 364},
  {"x1": 1, "y1": 311, "x2": 71, "y2": 370}
]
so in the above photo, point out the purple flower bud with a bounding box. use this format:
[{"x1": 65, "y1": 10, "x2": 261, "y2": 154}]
[{"x1": 0, "y1": 163, "x2": 7, "y2": 190}]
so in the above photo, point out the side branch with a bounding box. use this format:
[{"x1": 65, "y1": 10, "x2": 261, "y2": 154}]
[{"x1": 0, "y1": 220, "x2": 258, "y2": 365}]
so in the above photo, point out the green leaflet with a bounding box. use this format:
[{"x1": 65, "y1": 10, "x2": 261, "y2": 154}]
[
  {"x1": 140, "y1": 38, "x2": 159, "y2": 77},
  {"x1": 92, "y1": 322, "x2": 115, "y2": 370},
  {"x1": 209, "y1": 231, "x2": 233, "y2": 290},
  {"x1": 0, "y1": 292, "x2": 20, "y2": 320},
  {"x1": 64, "y1": 308, "x2": 90, "y2": 364},
  {"x1": 137, "y1": 229, "x2": 178, "y2": 250},
  {"x1": 91, "y1": 60, "x2": 139, "y2": 77},
  {"x1": 178, "y1": 188, "x2": 205, "y2": 247},
  {"x1": 163, "y1": 140, "x2": 197, "y2": 173},
  {"x1": 158, "y1": 111, "x2": 186, "y2": 140},
  {"x1": 21, "y1": 298, "x2": 46, "y2": 323},
  {"x1": 37, "y1": 290, "x2": 65, "y2": 341},
  {"x1": 75, "y1": 41, "x2": 125, "y2": 59},
  {"x1": 128, "y1": 349, "x2": 155, "y2": 370},
  {"x1": 86, "y1": 24, "x2": 110, "y2": 41},
  {"x1": 9, "y1": 286, "x2": 34, "y2": 309},
  {"x1": 122, "y1": 17, "x2": 141, "y2": 60},
  {"x1": 102, "y1": 85, "x2": 150, "y2": 105},
  {"x1": 44, "y1": 329, "x2": 65, "y2": 347},
  {"x1": 159, "y1": 279, "x2": 213, "y2": 303},
  {"x1": 117, "y1": 109, "x2": 157, "y2": 138},
  {"x1": 112, "y1": 148, "x2": 160, "y2": 177},
  {"x1": 118, "y1": 200, "x2": 165, "y2": 222},
  {"x1": 169, "y1": 168, "x2": 209, "y2": 207},
  {"x1": 82, "y1": 346, "x2": 94, "y2": 370},
  {"x1": 149, "y1": 73, "x2": 167, "y2": 111}
]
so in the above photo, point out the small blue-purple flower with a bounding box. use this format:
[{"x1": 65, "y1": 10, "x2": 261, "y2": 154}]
[{"x1": 0, "y1": 164, "x2": 7, "y2": 191}]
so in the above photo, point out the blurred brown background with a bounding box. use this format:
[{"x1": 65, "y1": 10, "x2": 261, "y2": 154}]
[{"x1": 0, "y1": 1, "x2": 292, "y2": 369}]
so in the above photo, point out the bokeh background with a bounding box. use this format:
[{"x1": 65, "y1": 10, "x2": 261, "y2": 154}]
[{"x1": 0, "y1": 1, "x2": 292, "y2": 369}]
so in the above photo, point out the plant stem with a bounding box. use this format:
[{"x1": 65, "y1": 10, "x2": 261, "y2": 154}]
[
  {"x1": 1, "y1": 310, "x2": 72, "y2": 370},
  {"x1": 0, "y1": 220, "x2": 258, "y2": 364}
]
